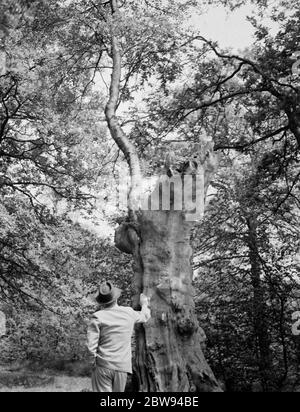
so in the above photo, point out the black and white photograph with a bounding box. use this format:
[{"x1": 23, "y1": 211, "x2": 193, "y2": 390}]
[{"x1": 0, "y1": 0, "x2": 299, "y2": 394}]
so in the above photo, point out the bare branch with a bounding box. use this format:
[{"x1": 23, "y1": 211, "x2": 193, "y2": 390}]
[{"x1": 104, "y1": 0, "x2": 142, "y2": 216}]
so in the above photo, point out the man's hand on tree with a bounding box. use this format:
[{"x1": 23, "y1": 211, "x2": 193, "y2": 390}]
[{"x1": 140, "y1": 293, "x2": 150, "y2": 307}]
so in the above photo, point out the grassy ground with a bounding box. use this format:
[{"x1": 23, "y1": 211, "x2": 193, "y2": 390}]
[{"x1": 0, "y1": 364, "x2": 92, "y2": 392}]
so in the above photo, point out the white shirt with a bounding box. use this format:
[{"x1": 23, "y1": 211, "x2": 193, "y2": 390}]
[{"x1": 87, "y1": 304, "x2": 151, "y2": 373}]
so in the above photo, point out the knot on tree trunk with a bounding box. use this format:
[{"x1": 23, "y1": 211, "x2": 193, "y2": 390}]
[
  {"x1": 176, "y1": 306, "x2": 198, "y2": 336},
  {"x1": 114, "y1": 222, "x2": 140, "y2": 254},
  {"x1": 198, "y1": 326, "x2": 207, "y2": 347},
  {"x1": 155, "y1": 284, "x2": 172, "y2": 304},
  {"x1": 187, "y1": 365, "x2": 221, "y2": 392}
]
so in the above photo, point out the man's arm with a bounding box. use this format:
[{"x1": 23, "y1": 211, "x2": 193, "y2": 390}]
[
  {"x1": 86, "y1": 315, "x2": 100, "y2": 361},
  {"x1": 133, "y1": 293, "x2": 151, "y2": 324}
]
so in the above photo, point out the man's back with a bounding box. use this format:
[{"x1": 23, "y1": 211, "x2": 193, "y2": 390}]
[
  {"x1": 87, "y1": 304, "x2": 150, "y2": 374},
  {"x1": 94, "y1": 306, "x2": 136, "y2": 373}
]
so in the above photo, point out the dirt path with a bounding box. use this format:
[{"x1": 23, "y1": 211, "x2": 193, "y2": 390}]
[
  {"x1": 0, "y1": 375, "x2": 91, "y2": 392},
  {"x1": 0, "y1": 365, "x2": 91, "y2": 392}
]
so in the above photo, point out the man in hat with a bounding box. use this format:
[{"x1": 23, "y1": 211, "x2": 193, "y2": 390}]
[{"x1": 87, "y1": 280, "x2": 151, "y2": 392}]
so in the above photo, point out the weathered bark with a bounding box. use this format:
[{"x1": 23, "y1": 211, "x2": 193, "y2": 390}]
[
  {"x1": 115, "y1": 154, "x2": 221, "y2": 392},
  {"x1": 115, "y1": 211, "x2": 221, "y2": 391},
  {"x1": 134, "y1": 210, "x2": 220, "y2": 392}
]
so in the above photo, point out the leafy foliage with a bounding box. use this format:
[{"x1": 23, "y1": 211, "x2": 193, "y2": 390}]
[{"x1": 0, "y1": 0, "x2": 299, "y2": 391}]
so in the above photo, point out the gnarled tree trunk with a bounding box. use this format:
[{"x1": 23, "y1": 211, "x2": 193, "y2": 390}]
[
  {"x1": 115, "y1": 154, "x2": 221, "y2": 392},
  {"x1": 135, "y1": 209, "x2": 220, "y2": 391}
]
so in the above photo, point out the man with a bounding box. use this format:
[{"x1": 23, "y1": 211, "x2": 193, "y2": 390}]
[{"x1": 87, "y1": 280, "x2": 151, "y2": 392}]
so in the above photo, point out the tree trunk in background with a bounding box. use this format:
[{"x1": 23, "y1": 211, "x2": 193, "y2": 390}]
[
  {"x1": 246, "y1": 215, "x2": 272, "y2": 391},
  {"x1": 285, "y1": 108, "x2": 300, "y2": 148}
]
